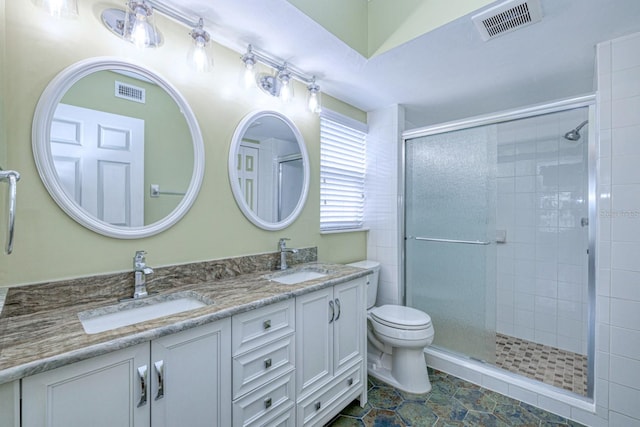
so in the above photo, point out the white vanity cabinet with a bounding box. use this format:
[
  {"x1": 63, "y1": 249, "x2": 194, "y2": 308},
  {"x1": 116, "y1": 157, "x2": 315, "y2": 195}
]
[
  {"x1": 295, "y1": 277, "x2": 367, "y2": 426},
  {"x1": 231, "y1": 299, "x2": 296, "y2": 427},
  {"x1": 21, "y1": 318, "x2": 231, "y2": 427}
]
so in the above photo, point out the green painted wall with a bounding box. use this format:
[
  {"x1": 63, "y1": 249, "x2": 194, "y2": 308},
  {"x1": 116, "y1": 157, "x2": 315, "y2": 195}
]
[
  {"x1": 286, "y1": 0, "x2": 369, "y2": 57},
  {"x1": 61, "y1": 70, "x2": 192, "y2": 224},
  {"x1": 0, "y1": 0, "x2": 6, "y2": 169},
  {"x1": 368, "y1": 0, "x2": 494, "y2": 57},
  {"x1": 1, "y1": 0, "x2": 367, "y2": 287},
  {"x1": 288, "y1": 0, "x2": 493, "y2": 58}
]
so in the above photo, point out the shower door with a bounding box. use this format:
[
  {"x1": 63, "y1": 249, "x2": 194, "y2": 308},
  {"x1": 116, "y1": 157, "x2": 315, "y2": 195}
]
[{"x1": 405, "y1": 125, "x2": 497, "y2": 363}]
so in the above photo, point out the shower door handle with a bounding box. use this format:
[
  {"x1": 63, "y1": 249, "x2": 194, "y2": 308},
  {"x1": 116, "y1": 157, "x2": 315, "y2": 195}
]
[
  {"x1": 0, "y1": 169, "x2": 20, "y2": 254},
  {"x1": 409, "y1": 236, "x2": 491, "y2": 245}
]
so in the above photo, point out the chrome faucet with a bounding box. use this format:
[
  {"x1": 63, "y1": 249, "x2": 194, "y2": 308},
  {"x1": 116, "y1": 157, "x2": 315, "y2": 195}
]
[
  {"x1": 133, "y1": 250, "x2": 154, "y2": 299},
  {"x1": 278, "y1": 238, "x2": 298, "y2": 271}
]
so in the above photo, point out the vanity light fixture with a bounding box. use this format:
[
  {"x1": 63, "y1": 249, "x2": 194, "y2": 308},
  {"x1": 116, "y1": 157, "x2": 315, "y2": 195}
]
[
  {"x1": 277, "y1": 65, "x2": 293, "y2": 103},
  {"x1": 241, "y1": 45, "x2": 257, "y2": 89},
  {"x1": 123, "y1": 1, "x2": 159, "y2": 49},
  {"x1": 101, "y1": 0, "x2": 214, "y2": 72},
  {"x1": 307, "y1": 79, "x2": 322, "y2": 114},
  {"x1": 242, "y1": 45, "x2": 322, "y2": 113},
  {"x1": 188, "y1": 19, "x2": 214, "y2": 73},
  {"x1": 32, "y1": 0, "x2": 78, "y2": 18}
]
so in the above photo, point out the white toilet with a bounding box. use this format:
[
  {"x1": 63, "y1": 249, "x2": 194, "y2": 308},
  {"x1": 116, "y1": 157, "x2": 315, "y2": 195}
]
[{"x1": 347, "y1": 260, "x2": 434, "y2": 394}]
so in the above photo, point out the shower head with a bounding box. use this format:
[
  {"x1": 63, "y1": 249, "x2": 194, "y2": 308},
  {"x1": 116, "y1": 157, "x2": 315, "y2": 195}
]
[{"x1": 564, "y1": 120, "x2": 588, "y2": 141}]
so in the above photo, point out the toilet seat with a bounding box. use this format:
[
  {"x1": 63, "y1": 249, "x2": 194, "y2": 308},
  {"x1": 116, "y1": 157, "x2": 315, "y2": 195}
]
[{"x1": 370, "y1": 305, "x2": 432, "y2": 331}]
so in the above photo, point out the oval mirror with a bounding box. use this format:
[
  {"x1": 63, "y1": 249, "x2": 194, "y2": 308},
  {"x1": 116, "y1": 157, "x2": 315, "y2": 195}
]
[
  {"x1": 228, "y1": 110, "x2": 309, "y2": 230},
  {"x1": 32, "y1": 57, "x2": 204, "y2": 238}
]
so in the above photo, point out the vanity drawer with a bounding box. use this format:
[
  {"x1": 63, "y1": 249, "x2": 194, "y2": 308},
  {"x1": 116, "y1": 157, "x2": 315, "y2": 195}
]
[
  {"x1": 297, "y1": 363, "x2": 362, "y2": 426},
  {"x1": 232, "y1": 371, "x2": 295, "y2": 427},
  {"x1": 233, "y1": 334, "x2": 295, "y2": 398},
  {"x1": 232, "y1": 299, "x2": 295, "y2": 355}
]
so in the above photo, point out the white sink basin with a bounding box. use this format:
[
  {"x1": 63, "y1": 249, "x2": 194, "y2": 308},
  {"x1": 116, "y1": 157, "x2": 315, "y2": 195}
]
[
  {"x1": 271, "y1": 270, "x2": 327, "y2": 285},
  {"x1": 264, "y1": 267, "x2": 335, "y2": 285},
  {"x1": 78, "y1": 292, "x2": 211, "y2": 334}
]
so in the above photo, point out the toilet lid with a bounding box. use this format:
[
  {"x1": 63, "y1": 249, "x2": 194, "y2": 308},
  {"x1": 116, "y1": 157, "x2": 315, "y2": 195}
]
[{"x1": 370, "y1": 305, "x2": 431, "y2": 330}]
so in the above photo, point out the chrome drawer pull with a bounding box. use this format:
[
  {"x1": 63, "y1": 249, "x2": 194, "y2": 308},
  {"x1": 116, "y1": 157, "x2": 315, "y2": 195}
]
[
  {"x1": 264, "y1": 397, "x2": 272, "y2": 409},
  {"x1": 347, "y1": 377, "x2": 353, "y2": 386},
  {"x1": 334, "y1": 298, "x2": 341, "y2": 321},
  {"x1": 263, "y1": 319, "x2": 271, "y2": 330},
  {"x1": 154, "y1": 360, "x2": 164, "y2": 400},
  {"x1": 264, "y1": 358, "x2": 272, "y2": 369},
  {"x1": 315, "y1": 401, "x2": 321, "y2": 411},
  {"x1": 328, "y1": 300, "x2": 334, "y2": 323},
  {"x1": 137, "y1": 365, "x2": 148, "y2": 407}
]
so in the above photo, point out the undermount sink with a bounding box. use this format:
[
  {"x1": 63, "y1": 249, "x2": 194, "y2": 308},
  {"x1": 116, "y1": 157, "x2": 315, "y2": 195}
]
[
  {"x1": 78, "y1": 291, "x2": 212, "y2": 334},
  {"x1": 264, "y1": 267, "x2": 334, "y2": 285}
]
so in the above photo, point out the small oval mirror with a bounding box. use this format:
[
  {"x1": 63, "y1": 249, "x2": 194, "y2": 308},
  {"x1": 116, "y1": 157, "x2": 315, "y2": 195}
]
[
  {"x1": 228, "y1": 110, "x2": 309, "y2": 230},
  {"x1": 32, "y1": 57, "x2": 205, "y2": 239}
]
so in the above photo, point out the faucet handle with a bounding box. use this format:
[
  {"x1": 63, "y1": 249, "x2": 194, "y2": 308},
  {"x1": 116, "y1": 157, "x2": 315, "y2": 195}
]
[
  {"x1": 278, "y1": 238, "x2": 290, "y2": 249},
  {"x1": 133, "y1": 250, "x2": 147, "y2": 268}
]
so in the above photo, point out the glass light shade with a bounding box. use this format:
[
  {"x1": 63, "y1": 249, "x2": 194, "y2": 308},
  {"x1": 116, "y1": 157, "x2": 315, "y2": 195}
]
[
  {"x1": 278, "y1": 71, "x2": 293, "y2": 103},
  {"x1": 32, "y1": 0, "x2": 79, "y2": 18},
  {"x1": 307, "y1": 84, "x2": 322, "y2": 113},
  {"x1": 188, "y1": 33, "x2": 214, "y2": 72},
  {"x1": 123, "y1": 1, "x2": 159, "y2": 48},
  {"x1": 241, "y1": 51, "x2": 256, "y2": 89}
]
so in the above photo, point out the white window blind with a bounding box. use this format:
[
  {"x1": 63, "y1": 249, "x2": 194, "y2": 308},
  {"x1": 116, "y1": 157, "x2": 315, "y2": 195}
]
[{"x1": 320, "y1": 113, "x2": 366, "y2": 231}]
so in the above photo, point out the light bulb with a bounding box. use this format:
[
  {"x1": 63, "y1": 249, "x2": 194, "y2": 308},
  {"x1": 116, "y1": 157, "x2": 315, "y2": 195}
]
[
  {"x1": 33, "y1": 0, "x2": 78, "y2": 18},
  {"x1": 278, "y1": 68, "x2": 293, "y2": 103},
  {"x1": 131, "y1": 19, "x2": 150, "y2": 48},
  {"x1": 243, "y1": 65, "x2": 255, "y2": 89},
  {"x1": 307, "y1": 80, "x2": 321, "y2": 113},
  {"x1": 188, "y1": 20, "x2": 213, "y2": 72},
  {"x1": 123, "y1": 1, "x2": 158, "y2": 48},
  {"x1": 280, "y1": 80, "x2": 292, "y2": 102}
]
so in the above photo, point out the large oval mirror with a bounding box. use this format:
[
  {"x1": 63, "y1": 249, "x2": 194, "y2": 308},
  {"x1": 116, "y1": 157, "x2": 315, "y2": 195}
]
[
  {"x1": 32, "y1": 57, "x2": 204, "y2": 238},
  {"x1": 228, "y1": 110, "x2": 309, "y2": 230}
]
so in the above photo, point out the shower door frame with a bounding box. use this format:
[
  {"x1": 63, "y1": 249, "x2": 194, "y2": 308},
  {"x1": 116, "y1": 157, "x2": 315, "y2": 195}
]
[{"x1": 400, "y1": 94, "x2": 597, "y2": 399}]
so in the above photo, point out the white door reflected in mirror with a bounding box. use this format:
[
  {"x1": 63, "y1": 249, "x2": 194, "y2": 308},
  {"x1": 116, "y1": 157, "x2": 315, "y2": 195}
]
[
  {"x1": 229, "y1": 111, "x2": 309, "y2": 230},
  {"x1": 51, "y1": 104, "x2": 145, "y2": 226}
]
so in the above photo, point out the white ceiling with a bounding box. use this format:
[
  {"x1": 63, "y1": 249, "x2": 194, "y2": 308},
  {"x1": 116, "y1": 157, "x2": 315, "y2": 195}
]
[{"x1": 172, "y1": 0, "x2": 640, "y2": 129}]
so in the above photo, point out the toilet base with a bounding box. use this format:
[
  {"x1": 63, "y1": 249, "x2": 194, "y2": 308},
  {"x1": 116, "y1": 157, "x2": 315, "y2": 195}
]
[{"x1": 367, "y1": 348, "x2": 431, "y2": 394}]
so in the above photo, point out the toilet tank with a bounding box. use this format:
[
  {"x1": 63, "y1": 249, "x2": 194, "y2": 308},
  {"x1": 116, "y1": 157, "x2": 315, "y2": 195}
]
[{"x1": 346, "y1": 260, "x2": 380, "y2": 309}]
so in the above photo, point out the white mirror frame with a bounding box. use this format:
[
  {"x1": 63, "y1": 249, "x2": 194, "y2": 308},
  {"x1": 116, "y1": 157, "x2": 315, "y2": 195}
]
[
  {"x1": 228, "y1": 110, "x2": 310, "y2": 231},
  {"x1": 32, "y1": 57, "x2": 205, "y2": 239}
]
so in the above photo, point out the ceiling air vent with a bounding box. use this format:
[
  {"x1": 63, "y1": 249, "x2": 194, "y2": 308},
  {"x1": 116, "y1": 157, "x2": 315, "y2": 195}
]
[
  {"x1": 115, "y1": 81, "x2": 146, "y2": 104},
  {"x1": 472, "y1": 0, "x2": 542, "y2": 41}
]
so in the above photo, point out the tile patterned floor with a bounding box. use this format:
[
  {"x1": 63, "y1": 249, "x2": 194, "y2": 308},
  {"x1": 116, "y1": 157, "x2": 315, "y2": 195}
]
[
  {"x1": 495, "y1": 334, "x2": 587, "y2": 396},
  {"x1": 326, "y1": 369, "x2": 586, "y2": 426}
]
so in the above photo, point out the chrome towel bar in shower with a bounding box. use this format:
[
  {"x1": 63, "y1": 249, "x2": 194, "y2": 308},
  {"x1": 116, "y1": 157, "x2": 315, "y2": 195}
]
[
  {"x1": 0, "y1": 169, "x2": 20, "y2": 254},
  {"x1": 407, "y1": 236, "x2": 491, "y2": 245}
]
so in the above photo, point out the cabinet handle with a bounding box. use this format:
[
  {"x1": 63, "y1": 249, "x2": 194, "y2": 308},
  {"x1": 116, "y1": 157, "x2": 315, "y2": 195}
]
[
  {"x1": 264, "y1": 397, "x2": 272, "y2": 409},
  {"x1": 154, "y1": 360, "x2": 164, "y2": 400},
  {"x1": 347, "y1": 377, "x2": 353, "y2": 386},
  {"x1": 334, "y1": 298, "x2": 341, "y2": 321},
  {"x1": 328, "y1": 300, "x2": 334, "y2": 323},
  {"x1": 315, "y1": 401, "x2": 321, "y2": 411},
  {"x1": 264, "y1": 358, "x2": 272, "y2": 369},
  {"x1": 263, "y1": 319, "x2": 271, "y2": 330},
  {"x1": 137, "y1": 365, "x2": 148, "y2": 408}
]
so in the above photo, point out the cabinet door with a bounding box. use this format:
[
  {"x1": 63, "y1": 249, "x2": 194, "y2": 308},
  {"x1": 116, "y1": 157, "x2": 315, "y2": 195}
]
[
  {"x1": 295, "y1": 287, "x2": 333, "y2": 398},
  {"x1": 22, "y1": 342, "x2": 150, "y2": 427},
  {"x1": 333, "y1": 277, "x2": 365, "y2": 374},
  {"x1": 151, "y1": 318, "x2": 231, "y2": 427}
]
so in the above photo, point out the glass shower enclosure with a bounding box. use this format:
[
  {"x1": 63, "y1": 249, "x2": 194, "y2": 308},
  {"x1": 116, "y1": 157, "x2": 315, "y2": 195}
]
[{"x1": 403, "y1": 102, "x2": 593, "y2": 396}]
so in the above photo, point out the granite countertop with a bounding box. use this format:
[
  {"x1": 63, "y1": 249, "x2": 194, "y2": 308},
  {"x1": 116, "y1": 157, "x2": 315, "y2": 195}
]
[{"x1": 0, "y1": 262, "x2": 370, "y2": 384}]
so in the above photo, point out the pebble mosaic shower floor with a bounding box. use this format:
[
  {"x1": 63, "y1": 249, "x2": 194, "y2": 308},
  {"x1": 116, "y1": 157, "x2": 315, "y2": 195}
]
[
  {"x1": 495, "y1": 334, "x2": 588, "y2": 396},
  {"x1": 326, "y1": 369, "x2": 586, "y2": 426}
]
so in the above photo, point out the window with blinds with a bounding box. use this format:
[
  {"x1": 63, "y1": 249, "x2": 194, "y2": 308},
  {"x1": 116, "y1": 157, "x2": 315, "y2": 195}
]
[{"x1": 320, "y1": 113, "x2": 367, "y2": 232}]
